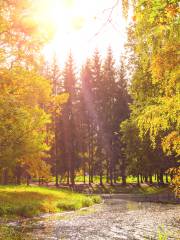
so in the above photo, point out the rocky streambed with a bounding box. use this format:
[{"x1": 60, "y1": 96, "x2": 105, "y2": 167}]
[{"x1": 3, "y1": 194, "x2": 180, "y2": 240}]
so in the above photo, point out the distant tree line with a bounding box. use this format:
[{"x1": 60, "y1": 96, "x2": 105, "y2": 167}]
[{"x1": 45, "y1": 48, "x2": 130, "y2": 186}]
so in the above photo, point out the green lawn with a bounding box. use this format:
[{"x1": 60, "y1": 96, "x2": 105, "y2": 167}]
[
  {"x1": 0, "y1": 185, "x2": 101, "y2": 218},
  {"x1": 86, "y1": 182, "x2": 168, "y2": 194},
  {"x1": 74, "y1": 175, "x2": 170, "y2": 184}
]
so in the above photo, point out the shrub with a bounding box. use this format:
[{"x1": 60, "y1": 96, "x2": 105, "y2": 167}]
[
  {"x1": 15, "y1": 205, "x2": 40, "y2": 218},
  {"x1": 82, "y1": 198, "x2": 93, "y2": 207},
  {"x1": 57, "y1": 201, "x2": 78, "y2": 211},
  {"x1": 91, "y1": 195, "x2": 102, "y2": 204}
]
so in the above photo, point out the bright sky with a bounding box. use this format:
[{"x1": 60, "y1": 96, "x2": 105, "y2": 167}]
[{"x1": 32, "y1": 0, "x2": 132, "y2": 66}]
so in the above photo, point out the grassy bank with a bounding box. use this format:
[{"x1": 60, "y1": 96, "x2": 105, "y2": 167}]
[
  {"x1": 0, "y1": 185, "x2": 101, "y2": 218},
  {"x1": 70, "y1": 182, "x2": 169, "y2": 195}
]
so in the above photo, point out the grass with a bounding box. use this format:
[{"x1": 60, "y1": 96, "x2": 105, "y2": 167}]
[
  {"x1": 146, "y1": 226, "x2": 169, "y2": 240},
  {"x1": 157, "y1": 228, "x2": 168, "y2": 240},
  {"x1": 47, "y1": 175, "x2": 136, "y2": 184},
  {"x1": 74, "y1": 175, "x2": 170, "y2": 184},
  {"x1": 0, "y1": 226, "x2": 30, "y2": 240},
  {"x1": 0, "y1": 185, "x2": 101, "y2": 218},
  {"x1": 32, "y1": 175, "x2": 170, "y2": 187},
  {"x1": 84, "y1": 182, "x2": 168, "y2": 195},
  {"x1": 136, "y1": 185, "x2": 168, "y2": 195}
]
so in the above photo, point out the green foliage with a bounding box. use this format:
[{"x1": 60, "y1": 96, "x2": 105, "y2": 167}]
[
  {"x1": 157, "y1": 226, "x2": 168, "y2": 240},
  {"x1": 0, "y1": 69, "x2": 52, "y2": 178},
  {"x1": 0, "y1": 1, "x2": 54, "y2": 182},
  {"x1": 121, "y1": 0, "x2": 179, "y2": 193},
  {"x1": 0, "y1": 0, "x2": 53, "y2": 68}
]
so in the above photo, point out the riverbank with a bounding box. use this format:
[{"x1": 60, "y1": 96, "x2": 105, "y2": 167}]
[
  {"x1": 0, "y1": 185, "x2": 101, "y2": 218},
  {"x1": 0, "y1": 184, "x2": 178, "y2": 220},
  {"x1": 53, "y1": 181, "x2": 174, "y2": 196},
  {"x1": 1, "y1": 196, "x2": 179, "y2": 240},
  {"x1": 79, "y1": 183, "x2": 180, "y2": 204},
  {"x1": 32, "y1": 181, "x2": 180, "y2": 202},
  {"x1": 0, "y1": 185, "x2": 179, "y2": 240}
]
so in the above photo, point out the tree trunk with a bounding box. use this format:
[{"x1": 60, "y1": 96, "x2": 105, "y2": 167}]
[
  {"x1": 106, "y1": 160, "x2": 109, "y2": 183},
  {"x1": 55, "y1": 174, "x2": 59, "y2": 187},
  {"x1": 90, "y1": 165, "x2": 94, "y2": 183},
  {"x1": 67, "y1": 170, "x2": 70, "y2": 185},
  {"x1": 70, "y1": 168, "x2": 75, "y2": 187},
  {"x1": 144, "y1": 175, "x2": 148, "y2": 183},
  {"x1": 16, "y1": 165, "x2": 22, "y2": 185},
  {"x1": 121, "y1": 158, "x2": 126, "y2": 185},
  {"x1": 137, "y1": 175, "x2": 140, "y2": 185},
  {"x1": 70, "y1": 155, "x2": 75, "y2": 187},
  {"x1": 109, "y1": 153, "x2": 113, "y2": 186},
  {"x1": 165, "y1": 174, "x2": 169, "y2": 183},
  {"x1": 54, "y1": 113, "x2": 59, "y2": 187},
  {"x1": 26, "y1": 175, "x2": 30, "y2": 186},
  {"x1": 122, "y1": 175, "x2": 126, "y2": 185},
  {"x1": 113, "y1": 170, "x2": 116, "y2": 184},
  {"x1": 90, "y1": 138, "x2": 94, "y2": 183},
  {"x1": 154, "y1": 173, "x2": 157, "y2": 181},
  {"x1": 159, "y1": 169, "x2": 164, "y2": 185},
  {"x1": 100, "y1": 172, "x2": 103, "y2": 186},
  {"x1": 88, "y1": 160, "x2": 91, "y2": 185},
  {"x1": 110, "y1": 166, "x2": 113, "y2": 186},
  {"x1": 149, "y1": 174, "x2": 153, "y2": 184},
  {"x1": 2, "y1": 168, "x2": 9, "y2": 185},
  {"x1": 83, "y1": 166, "x2": 86, "y2": 184}
]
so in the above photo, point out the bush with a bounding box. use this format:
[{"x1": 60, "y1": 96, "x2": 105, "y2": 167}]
[
  {"x1": 57, "y1": 201, "x2": 78, "y2": 211},
  {"x1": 16, "y1": 205, "x2": 40, "y2": 218},
  {"x1": 82, "y1": 198, "x2": 93, "y2": 207},
  {"x1": 92, "y1": 195, "x2": 102, "y2": 204}
]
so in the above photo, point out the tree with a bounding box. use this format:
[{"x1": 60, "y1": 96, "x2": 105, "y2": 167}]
[
  {"x1": 61, "y1": 52, "x2": 79, "y2": 186},
  {"x1": 116, "y1": 58, "x2": 130, "y2": 184},
  {"x1": 0, "y1": 0, "x2": 53, "y2": 184},
  {"x1": 0, "y1": 0, "x2": 52, "y2": 69},
  {"x1": 101, "y1": 47, "x2": 117, "y2": 185},
  {"x1": 80, "y1": 59, "x2": 95, "y2": 184},
  {"x1": 90, "y1": 49, "x2": 105, "y2": 184},
  {"x1": 0, "y1": 70, "x2": 52, "y2": 184},
  {"x1": 121, "y1": 0, "x2": 179, "y2": 193}
]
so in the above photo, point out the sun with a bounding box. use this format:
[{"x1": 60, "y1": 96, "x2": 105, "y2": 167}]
[
  {"x1": 31, "y1": 0, "x2": 127, "y2": 66},
  {"x1": 32, "y1": 0, "x2": 84, "y2": 32}
]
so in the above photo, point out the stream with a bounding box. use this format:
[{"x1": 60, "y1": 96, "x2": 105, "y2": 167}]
[{"x1": 6, "y1": 195, "x2": 180, "y2": 240}]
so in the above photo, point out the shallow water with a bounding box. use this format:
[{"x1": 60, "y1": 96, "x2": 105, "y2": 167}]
[{"x1": 7, "y1": 196, "x2": 180, "y2": 240}]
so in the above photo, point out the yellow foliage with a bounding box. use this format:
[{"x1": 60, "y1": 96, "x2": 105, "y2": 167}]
[
  {"x1": 162, "y1": 131, "x2": 180, "y2": 156},
  {"x1": 168, "y1": 167, "x2": 180, "y2": 198}
]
